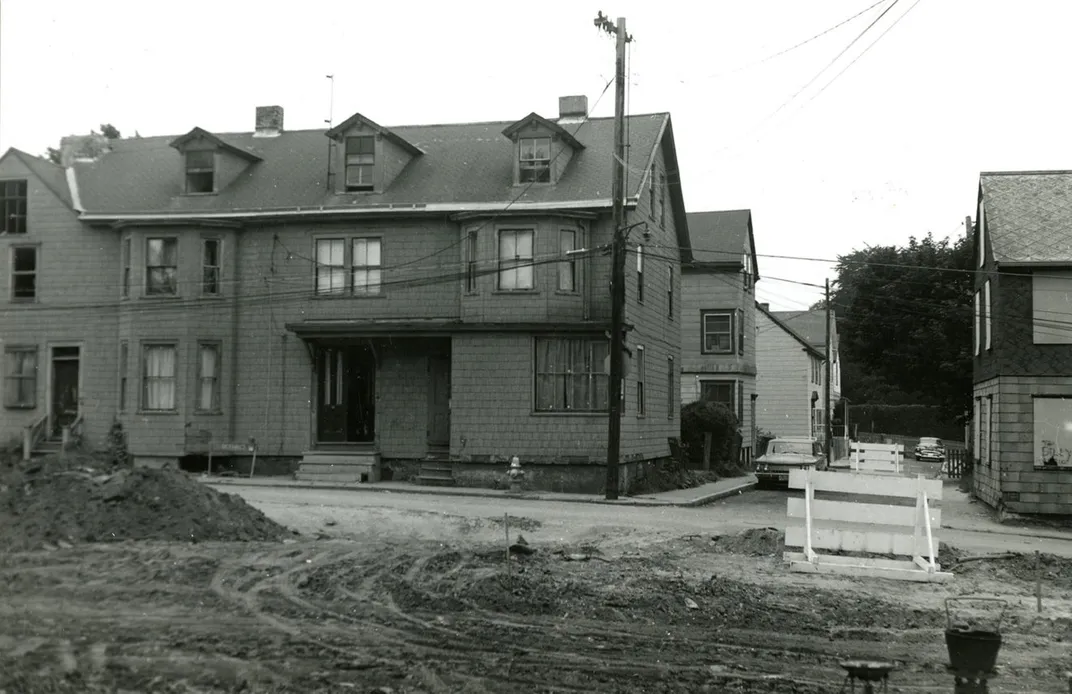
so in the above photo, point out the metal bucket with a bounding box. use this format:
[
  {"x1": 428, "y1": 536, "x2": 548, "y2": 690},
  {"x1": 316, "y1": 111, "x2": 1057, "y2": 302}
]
[
  {"x1": 944, "y1": 597, "x2": 1007, "y2": 674},
  {"x1": 945, "y1": 629, "x2": 1002, "y2": 673}
]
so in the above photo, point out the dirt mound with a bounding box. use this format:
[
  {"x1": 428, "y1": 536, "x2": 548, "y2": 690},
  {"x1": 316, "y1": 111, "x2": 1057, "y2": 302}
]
[
  {"x1": 709, "y1": 527, "x2": 785, "y2": 556},
  {"x1": 0, "y1": 453, "x2": 288, "y2": 551}
]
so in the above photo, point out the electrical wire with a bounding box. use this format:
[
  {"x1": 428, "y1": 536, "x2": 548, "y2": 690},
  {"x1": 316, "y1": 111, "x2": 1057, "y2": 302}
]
[{"x1": 801, "y1": 0, "x2": 924, "y2": 108}]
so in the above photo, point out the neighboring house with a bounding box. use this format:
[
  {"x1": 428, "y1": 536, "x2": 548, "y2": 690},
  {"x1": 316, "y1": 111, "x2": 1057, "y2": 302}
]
[
  {"x1": 0, "y1": 96, "x2": 692, "y2": 494},
  {"x1": 679, "y1": 209, "x2": 760, "y2": 462},
  {"x1": 971, "y1": 170, "x2": 1072, "y2": 516},
  {"x1": 755, "y1": 305, "x2": 840, "y2": 443}
]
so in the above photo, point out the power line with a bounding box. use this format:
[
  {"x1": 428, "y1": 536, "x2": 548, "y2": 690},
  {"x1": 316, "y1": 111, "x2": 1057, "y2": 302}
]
[
  {"x1": 801, "y1": 0, "x2": 924, "y2": 107},
  {"x1": 700, "y1": 0, "x2": 890, "y2": 82}
]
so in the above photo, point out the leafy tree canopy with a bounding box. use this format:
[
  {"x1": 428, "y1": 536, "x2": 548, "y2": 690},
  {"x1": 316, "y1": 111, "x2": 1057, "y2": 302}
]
[{"x1": 829, "y1": 232, "x2": 972, "y2": 420}]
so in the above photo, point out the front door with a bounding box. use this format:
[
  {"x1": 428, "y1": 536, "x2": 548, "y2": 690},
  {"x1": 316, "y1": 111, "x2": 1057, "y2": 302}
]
[
  {"x1": 317, "y1": 345, "x2": 376, "y2": 443},
  {"x1": 51, "y1": 347, "x2": 80, "y2": 436},
  {"x1": 427, "y1": 354, "x2": 451, "y2": 448}
]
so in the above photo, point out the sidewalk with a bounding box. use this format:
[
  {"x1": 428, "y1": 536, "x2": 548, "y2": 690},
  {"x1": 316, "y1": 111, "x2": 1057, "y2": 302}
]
[{"x1": 200, "y1": 473, "x2": 758, "y2": 508}]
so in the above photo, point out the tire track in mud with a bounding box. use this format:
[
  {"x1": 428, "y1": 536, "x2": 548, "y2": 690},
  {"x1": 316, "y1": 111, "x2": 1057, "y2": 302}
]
[
  {"x1": 207, "y1": 544, "x2": 853, "y2": 691},
  {"x1": 206, "y1": 542, "x2": 1068, "y2": 693}
]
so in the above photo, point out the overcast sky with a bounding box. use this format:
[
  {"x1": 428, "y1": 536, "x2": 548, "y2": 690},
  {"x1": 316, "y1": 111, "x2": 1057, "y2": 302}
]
[{"x1": 1, "y1": 0, "x2": 1067, "y2": 310}]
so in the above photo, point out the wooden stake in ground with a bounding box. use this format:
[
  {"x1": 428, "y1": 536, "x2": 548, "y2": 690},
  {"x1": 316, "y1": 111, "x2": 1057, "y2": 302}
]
[
  {"x1": 1036, "y1": 550, "x2": 1042, "y2": 613},
  {"x1": 504, "y1": 513, "x2": 510, "y2": 566}
]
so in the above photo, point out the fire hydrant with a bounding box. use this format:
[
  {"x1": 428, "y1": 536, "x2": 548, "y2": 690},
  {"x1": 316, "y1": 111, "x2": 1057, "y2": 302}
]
[{"x1": 507, "y1": 455, "x2": 525, "y2": 492}]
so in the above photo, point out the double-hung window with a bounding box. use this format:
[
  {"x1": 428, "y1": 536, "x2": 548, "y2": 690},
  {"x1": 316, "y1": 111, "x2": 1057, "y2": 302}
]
[
  {"x1": 345, "y1": 136, "x2": 376, "y2": 191},
  {"x1": 11, "y1": 246, "x2": 36, "y2": 301},
  {"x1": 0, "y1": 180, "x2": 27, "y2": 234},
  {"x1": 558, "y1": 229, "x2": 577, "y2": 292},
  {"x1": 142, "y1": 344, "x2": 177, "y2": 411},
  {"x1": 4, "y1": 346, "x2": 37, "y2": 408},
  {"x1": 519, "y1": 137, "x2": 551, "y2": 183},
  {"x1": 701, "y1": 310, "x2": 734, "y2": 354},
  {"x1": 315, "y1": 237, "x2": 382, "y2": 296},
  {"x1": 146, "y1": 238, "x2": 178, "y2": 296},
  {"x1": 534, "y1": 338, "x2": 609, "y2": 412},
  {"x1": 498, "y1": 229, "x2": 534, "y2": 290},
  {"x1": 197, "y1": 342, "x2": 221, "y2": 412},
  {"x1": 202, "y1": 239, "x2": 221, "y2": 296}
]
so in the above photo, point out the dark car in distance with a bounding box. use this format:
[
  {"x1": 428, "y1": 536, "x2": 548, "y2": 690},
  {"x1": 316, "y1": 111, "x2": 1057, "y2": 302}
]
[{"x1": 914, "y1": 437, "x2": 946, "y2": 463}]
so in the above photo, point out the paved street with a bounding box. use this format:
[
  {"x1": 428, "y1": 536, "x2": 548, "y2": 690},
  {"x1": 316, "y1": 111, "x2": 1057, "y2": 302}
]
[{"x1": 216, "y1": 482, "x2": 1072, "y2": 558}]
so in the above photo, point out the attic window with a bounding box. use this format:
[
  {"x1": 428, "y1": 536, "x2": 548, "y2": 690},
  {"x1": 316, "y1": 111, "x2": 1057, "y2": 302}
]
[
  {"x1": 519, "y1": 137, "x2": 551, "y2": 183},
  {"x1": 185, "y1": 151, "x2": 215, "y2": 194},
  {"x1": 1, "y1": 180, "x2": 27, "y2": 234},
  {"x1": 345, "y1": 136, "x2": 376, "y2": 191}
]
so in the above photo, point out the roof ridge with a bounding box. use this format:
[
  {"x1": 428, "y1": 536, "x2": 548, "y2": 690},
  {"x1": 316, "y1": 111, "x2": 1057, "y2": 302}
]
[
  {"x1": 107, "y1": 112, "x2": 669, "y2": 143},
  {"x1": 981, "y1": 170, "x2": 1072, "y2": 176}
]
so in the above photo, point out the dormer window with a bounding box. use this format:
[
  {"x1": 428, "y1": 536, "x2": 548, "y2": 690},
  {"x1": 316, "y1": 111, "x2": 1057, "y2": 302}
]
[
  {"x1": 185, "y1": 151, "x2": 215, "y2": 194},
  {"x1": 345, "y1": 136, "x2": 376, "y2": 191},
  {"x1": 519, "y1": 137, "x2": 551, "y2": 183}
]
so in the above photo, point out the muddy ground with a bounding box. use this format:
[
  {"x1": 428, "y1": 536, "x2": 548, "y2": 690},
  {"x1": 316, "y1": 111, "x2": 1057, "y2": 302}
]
[{"x1": 2, "y1": 522, "x2": 1071, "y2": 693}]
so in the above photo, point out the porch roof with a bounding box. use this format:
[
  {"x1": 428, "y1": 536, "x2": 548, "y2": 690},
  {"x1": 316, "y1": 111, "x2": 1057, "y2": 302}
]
[{"x1": 285, "y1": 319, "x2": 613, "y2": 338}]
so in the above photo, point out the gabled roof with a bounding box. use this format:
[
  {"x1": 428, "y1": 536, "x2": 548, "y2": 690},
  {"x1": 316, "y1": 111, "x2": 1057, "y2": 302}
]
[
  {"x1": 501, "y1": 112, "x2": 585, "y2": 151},
  {"x1": 69, "y1": 112, "x2": 671, "y2": 218},
  {"x1": 978, "y1": 170, "x2": 1072, "y2": 265},
  {"x1": 325, "y1": 111, "x2": 424, "y2": 156},
  {"x1": 168, "y1": 127, "x2": 263, "y2": 162},
  {"x1": 758, "y1": 303, "x2": 824, "y2": 359},
  {"x1": 684, "y1": 209, "x2": 758, "y2": 276},
  {"x1": 0, "y1": 148, "x2": 74, "y2": 209},
  {"x1": 770, "y1": 309, "x2": 836, "y2": 352}
]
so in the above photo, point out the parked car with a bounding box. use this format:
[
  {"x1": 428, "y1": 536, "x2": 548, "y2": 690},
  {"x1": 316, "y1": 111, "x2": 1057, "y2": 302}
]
[
  {"x1": 755, "y1": 437, "x2": 826, "y2": 487},
  {"x1": 914, "y1": 437, "x2": 946, "y2": 463}
]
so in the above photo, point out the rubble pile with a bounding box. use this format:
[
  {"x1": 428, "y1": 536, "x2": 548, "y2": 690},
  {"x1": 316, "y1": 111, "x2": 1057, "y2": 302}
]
[{"x1": 0, "y1": 453, "x2": 287, "y2": 551}]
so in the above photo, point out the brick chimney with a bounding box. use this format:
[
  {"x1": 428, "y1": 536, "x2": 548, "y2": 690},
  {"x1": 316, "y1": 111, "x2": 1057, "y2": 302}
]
[
  {"x1": 254, "y1": 105, "x2": 284, "y2": 137},
  {"x1": 59, "y1": 133, "x2": 110, "y2": 167},
  {"x1": 558, "y1": 95, "x2": 588, "y2": 123},
  {"x1": 759, "y1": 303, "x2": 770, "y2": 311}
]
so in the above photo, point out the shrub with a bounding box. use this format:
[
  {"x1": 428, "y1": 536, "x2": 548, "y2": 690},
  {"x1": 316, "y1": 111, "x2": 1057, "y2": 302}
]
[
  {"x1": 106, "y1": 419, "x2": 130, "y2": 469},
  {"x1": 680, "y1": 400, "x2": 740, "y2": 474}
]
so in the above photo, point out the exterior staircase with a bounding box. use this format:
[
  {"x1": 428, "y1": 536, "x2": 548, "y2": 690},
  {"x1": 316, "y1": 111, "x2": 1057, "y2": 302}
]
[
  {"x1": 296, "y1": 448, "x2": 381, "y2": 483},
  {"x1": 31, "y1": 436, "x2": 63, "y2": 459},
  {"x1": 416, "y1": 449, "x2": 454, "y2": 487}
]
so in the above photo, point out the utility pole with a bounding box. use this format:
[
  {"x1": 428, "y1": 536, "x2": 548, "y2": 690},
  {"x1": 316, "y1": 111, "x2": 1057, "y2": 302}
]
[
  {"x1": 595, "y1": 12, "x2": 631, "y2": 500},
  {"x1": 824, "y1": 278, "x2": 833, "y2": 466}
]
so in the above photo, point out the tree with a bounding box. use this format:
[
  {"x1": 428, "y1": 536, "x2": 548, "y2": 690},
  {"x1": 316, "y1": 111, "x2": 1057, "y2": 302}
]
[
  {"x1": 43, "y1": 123, "x2": 124, "y2": 164},
  {"x1": 829, "y1": 233, "x2": 973, "y2": 420}
]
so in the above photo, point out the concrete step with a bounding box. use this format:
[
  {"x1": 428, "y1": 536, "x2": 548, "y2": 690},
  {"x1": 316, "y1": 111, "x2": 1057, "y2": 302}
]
[
  {"x1": 300, "y1": 451, "x2": 379, "y2": 466},
  {"x1": 420, "y1": 462, "x2": 453, "y2": 473},
  {"x1": 296, "y1": 470, "x2": 377, "y2": 483},
  {"x1": 416, "y1": 474, "x2": 456, "y2": 487}
]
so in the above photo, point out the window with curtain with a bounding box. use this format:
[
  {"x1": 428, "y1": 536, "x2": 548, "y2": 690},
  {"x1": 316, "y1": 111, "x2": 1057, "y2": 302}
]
[
  {"x1": 4, "y1": 347, "x2": 37, "y2": 408},
  {"x1": 142, "y1": 344, "x2": 176, "y2": 411},
  {"x1": 352, "y1": 238, "x2": 382, "y2": 295},
  {"x1": 146, "y1": 238, "x2": 178, "y2": 295},
  {"x1": 197, "y1": 343, "x2": 220, "y2": 411},
  {"x1": 534, "y1": 338, "x2": 609, "y2": 412},
  {"x1": 498, "y1": 229, "x2": 534, "y2": 290},
  {"x1": 316, "y1": 239, "x2": 346, "y2": 295}
]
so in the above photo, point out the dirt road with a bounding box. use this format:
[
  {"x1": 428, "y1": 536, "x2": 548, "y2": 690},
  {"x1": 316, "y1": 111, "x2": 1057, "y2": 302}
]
[
  {"x1": 3, "y1": 483, "x2": 1072, "y2": 692},
  {"x1": 224, "y1": 483, "x2": 1072, "y2": 558}
]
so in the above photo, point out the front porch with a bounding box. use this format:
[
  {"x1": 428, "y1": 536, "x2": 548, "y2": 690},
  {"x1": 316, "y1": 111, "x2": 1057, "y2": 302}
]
[{"x1": 286, "y1": 333, "x2": 453, "y2": 484}]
